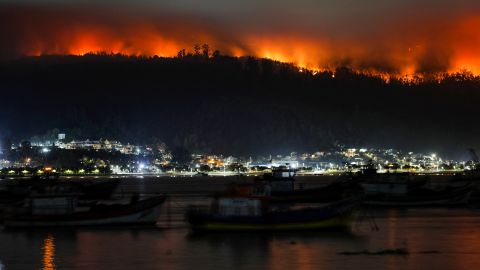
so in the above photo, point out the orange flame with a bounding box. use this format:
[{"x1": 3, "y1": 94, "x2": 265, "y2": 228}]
[{"x1": 2, "y1": 5, "x2": 480, "y2": 79}]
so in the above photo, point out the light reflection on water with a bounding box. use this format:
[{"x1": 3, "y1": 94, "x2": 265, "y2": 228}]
[
  {"x1": 1, "y1": 206, "x2": 480, "y2": 270},
  {"x1": 42, "y1": 234, "x2": 55, "y2": 270}
]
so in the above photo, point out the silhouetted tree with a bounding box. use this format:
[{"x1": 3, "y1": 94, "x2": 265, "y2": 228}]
[
  {"x1": 201, "y1": 44, "x2": 210, "y2": 58},
  {"x1": 212, "y1": 50, "x2": 221, "y2": 58},
  {"x1": 193, "y1": 44, "x2": 201, "y2": 56},
  {"x1": 177, "y1": 49, "x2": 186, "y2": 58}
]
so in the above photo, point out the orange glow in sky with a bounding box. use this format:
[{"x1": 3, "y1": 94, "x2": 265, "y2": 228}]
[{"x1": 4, "y1": 6, "x2": 480, "y2": 79}]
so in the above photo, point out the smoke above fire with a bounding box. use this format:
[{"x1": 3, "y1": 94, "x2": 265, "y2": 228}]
[{"x1": 1, "y1": 4, "x2": 480, "y2": 76}]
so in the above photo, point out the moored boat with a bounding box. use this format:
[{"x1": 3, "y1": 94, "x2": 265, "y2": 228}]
[
  {"x1": 2, "y1": 194, "x2": 165, "y2": 228},
  {"x1": 362, "y1": 182, "x2": 473, "y2": 207},
  {"x1": 0, "y1": 176, "x2": 120, "y2": 204},
  {"x1": 253, "y1": 167, "x2": 362, "y2": 203},
  {"x1": 351, "y1": 163, "x2": 473, "y2": 207},
  {"x1": 360, "y1": 176, "x2": 427, "y2": 196},
  {"x1": 187, "y1": 184, "x2": 362, "y2": 232}
]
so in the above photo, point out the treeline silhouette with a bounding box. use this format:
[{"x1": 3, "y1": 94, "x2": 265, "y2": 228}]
[{"x1": 1, "y1": 51, "x2": 480, "y2": 158}]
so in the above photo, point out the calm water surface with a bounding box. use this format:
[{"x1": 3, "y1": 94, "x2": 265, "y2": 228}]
[{"x1": 1, "y1": 177, "x2": 480, "y2": 270}]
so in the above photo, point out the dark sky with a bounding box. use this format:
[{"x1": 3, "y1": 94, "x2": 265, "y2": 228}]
[
  {"x1": 6, "y1": 0, "x2": 479, "y2": 17},
  {"x1": 5, "y1": 0, "x2": 480, "y2": 30}
]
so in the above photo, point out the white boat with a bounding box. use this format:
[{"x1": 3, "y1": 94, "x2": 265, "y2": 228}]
[
  {"x1": 207, "y1": 171, "x2": 240, "y2": 177},
  {"x1": 167, "y1": 170, "x2": 200, "y2": 177}
]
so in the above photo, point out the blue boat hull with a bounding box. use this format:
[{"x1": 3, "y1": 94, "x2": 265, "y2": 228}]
[{"x1": 187, "y1": 198, "x2": 360, "y2": 231}]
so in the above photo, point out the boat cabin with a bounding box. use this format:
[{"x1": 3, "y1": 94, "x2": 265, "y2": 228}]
[
  {"x1": 216, "y1": 198, "x2": 263, "y2": 216},
  {"x1": 29, "y1": 195, "x2": 78, "y2": 215},
  {"x1": 269, "y1": 166, "x2": 296, "y2": 193},
  {"x1": 272, "y1": 167, "x2": 296, "y2": 178},
  {"x1": 361, "y1": 183, "x2": 410, "y2": 195}
]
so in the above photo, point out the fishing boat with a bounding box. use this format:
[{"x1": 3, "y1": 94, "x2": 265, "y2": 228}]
[
  {"x1": 358, "y1": 167, "x2": 428, "y2": 191},
  {"x1": 187, "y1": 181, "x2": 362, "y2": 231},
  {"x1": 362, "y1": 182, "x2": 473, "y2": 207},
  {"x1": 0, "y1": 176, "x2": 120, "y2": 203},
  {"x1": 207, "y1": 171, "x2": 240, "y2": 177},
  {"x1": 2, "y1": 194, "x2": 165, "y2": 228},
  {"x1": 254, "y1": 167, "x2": 362, "y2": 203},
  {"x1": 351, "y1": 164, "x2": 473, "y2": 206},
  {"x1": 360, "y1": 175, "x2": 428, "y2": 196}
]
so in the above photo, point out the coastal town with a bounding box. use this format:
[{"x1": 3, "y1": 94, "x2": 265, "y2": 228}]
[{"x1": 0, "y1": 133, "x2": 474, "y2": 176}]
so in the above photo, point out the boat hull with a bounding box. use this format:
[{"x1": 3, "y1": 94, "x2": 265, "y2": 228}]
[
  {"x1": 188, "y1": 197, "x2": 360, "y2": 232},
  {"x1": 362, "y1": 184, "x2": 473, "y2": 207},
  {"x1": 189, "y1": 212, "x2": 356, "y2": 231},
  {"x1": 4, "y1": 196, "x2": 165, "y2": 228}
]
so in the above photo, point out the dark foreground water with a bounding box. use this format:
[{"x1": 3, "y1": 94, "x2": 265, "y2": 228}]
[{"x1": 2, "y1": 176, "x2": 480, "y2": 270}]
